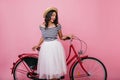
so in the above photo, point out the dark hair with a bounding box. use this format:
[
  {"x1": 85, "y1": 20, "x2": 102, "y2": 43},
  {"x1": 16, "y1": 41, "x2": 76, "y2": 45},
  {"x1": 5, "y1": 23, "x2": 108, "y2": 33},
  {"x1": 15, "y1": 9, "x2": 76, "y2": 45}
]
[{"x1": 44, "y1": 10, "x2": 58, "y2": 29}]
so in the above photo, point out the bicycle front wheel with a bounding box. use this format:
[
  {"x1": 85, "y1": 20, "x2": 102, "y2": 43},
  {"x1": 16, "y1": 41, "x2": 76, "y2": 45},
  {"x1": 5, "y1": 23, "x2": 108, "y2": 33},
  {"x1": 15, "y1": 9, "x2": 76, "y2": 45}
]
[{"x1": 71, "y1": 57, "x2": 107, "y2": 80}]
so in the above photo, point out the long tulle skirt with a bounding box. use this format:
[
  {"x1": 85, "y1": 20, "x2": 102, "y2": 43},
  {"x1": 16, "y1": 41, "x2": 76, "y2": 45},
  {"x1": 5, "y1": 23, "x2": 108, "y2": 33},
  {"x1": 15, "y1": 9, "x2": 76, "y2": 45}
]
[{"x1": 37, "y1": 40, "x2": 67, "y2": 79}]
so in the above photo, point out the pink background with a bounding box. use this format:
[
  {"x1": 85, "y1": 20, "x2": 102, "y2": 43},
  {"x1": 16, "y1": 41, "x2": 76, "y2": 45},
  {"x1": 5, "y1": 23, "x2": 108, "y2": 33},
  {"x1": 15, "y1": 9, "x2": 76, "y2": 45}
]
[{"x1": 0, "y1": 0, "x2": 120, "y2": 80}]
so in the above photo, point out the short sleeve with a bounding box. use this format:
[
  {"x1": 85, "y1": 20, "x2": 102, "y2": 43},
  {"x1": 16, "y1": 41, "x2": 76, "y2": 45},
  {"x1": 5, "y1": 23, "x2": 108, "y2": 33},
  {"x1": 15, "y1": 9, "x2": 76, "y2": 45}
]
[
  {"x1": 39, "y1": 25, "x2": 45, "y2": 38},
  {"x1": 57, "y1": 24, "x2": 61, "y2": 31}
]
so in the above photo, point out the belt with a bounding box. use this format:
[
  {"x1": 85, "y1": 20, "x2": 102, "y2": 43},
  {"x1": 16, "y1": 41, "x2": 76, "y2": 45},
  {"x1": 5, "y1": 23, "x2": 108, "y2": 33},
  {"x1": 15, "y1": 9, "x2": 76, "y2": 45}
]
[{"x1": 44, "y1": 37, "x2": 57, "y2": 41}]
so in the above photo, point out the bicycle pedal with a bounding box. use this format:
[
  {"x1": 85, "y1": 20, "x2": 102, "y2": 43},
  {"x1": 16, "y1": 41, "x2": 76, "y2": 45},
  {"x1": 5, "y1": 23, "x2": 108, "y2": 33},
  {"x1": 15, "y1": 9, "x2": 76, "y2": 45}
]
[
  {"x1": 32, "y1": 72, "x2": 38, "y2": 76},
  {"x1": 27, "y1": 72, "x2": 39, "y2": 79},
  {"x1": 33, "y1": 77, "x2": 40, "y2": 80}
]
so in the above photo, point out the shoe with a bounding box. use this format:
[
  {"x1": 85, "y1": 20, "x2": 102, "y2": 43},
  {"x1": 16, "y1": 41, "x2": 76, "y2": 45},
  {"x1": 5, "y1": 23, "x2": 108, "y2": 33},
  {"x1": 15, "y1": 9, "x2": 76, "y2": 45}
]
[{"x1": 60, "y1": 76, "x2": 65, "y2": 79}]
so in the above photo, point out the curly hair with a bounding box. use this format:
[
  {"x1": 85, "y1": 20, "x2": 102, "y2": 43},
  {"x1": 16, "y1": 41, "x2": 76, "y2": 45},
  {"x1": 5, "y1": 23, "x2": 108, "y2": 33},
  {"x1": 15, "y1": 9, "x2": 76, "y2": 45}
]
[{"x1": 44, "y1": 10, "x2": 58, "y2": 29}]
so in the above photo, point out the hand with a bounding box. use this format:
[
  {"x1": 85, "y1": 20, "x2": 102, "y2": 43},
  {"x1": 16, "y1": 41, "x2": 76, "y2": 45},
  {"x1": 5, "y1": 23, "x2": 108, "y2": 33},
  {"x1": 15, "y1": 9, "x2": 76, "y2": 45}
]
[
  {"x1": 63, "y1": 35, "x2": 74, "y2": 40},
  {"x1": 68, "y1": 34, "x2": 74, "y2": 39},
  {"x1": 32, "y1": 45, "x2": 40, "y2": 51}
]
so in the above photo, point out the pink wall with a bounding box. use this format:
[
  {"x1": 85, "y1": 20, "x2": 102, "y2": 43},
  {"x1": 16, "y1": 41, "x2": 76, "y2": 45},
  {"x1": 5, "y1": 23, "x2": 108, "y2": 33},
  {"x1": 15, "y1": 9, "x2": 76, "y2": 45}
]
[{"x1": 0, "y1": 0, "x2": 120, "y2": 80}]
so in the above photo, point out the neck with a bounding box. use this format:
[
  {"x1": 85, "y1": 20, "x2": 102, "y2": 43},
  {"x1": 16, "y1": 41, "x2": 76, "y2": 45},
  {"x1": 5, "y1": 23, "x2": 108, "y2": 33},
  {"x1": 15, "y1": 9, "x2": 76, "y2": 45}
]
[
  {"x1": 48, "y1": 21, "x2": 53, "y2": 25},
  {"x1": 47, "y1": 21, "x2": 56, "y2": 27}
]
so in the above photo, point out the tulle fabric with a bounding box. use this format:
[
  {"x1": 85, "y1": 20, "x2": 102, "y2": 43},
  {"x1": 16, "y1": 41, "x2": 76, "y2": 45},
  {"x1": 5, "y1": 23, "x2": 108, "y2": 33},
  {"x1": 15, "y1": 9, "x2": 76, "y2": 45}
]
[{"x1": 37, "y1": 40, "x2": 67, "y2": 79}]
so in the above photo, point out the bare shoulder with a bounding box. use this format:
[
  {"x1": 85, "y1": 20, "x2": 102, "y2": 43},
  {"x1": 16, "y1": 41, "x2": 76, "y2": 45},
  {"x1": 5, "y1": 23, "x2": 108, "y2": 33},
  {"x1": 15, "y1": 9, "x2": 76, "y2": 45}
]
[{"x1": 40, "y1": 22, "x2": 45, "y2": 28}]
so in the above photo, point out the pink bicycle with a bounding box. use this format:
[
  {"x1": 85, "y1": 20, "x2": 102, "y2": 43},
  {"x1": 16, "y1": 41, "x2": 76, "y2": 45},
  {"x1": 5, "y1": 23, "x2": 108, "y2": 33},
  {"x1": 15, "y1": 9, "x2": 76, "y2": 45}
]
[{"x1": 11, "y1": 36, "x2": 107, "y2": 80}]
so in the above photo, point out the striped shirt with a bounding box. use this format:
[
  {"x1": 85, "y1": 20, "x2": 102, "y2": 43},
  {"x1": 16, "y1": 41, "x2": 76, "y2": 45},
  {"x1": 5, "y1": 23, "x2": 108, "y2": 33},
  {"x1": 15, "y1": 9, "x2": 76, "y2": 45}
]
[{"x1": 40, "y1": 24, "x2": 61, "y2": 41}]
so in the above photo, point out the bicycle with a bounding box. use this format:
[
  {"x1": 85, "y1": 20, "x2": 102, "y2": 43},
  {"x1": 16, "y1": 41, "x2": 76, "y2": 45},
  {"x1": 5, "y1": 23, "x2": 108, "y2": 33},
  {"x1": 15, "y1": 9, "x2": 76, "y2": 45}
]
[{"x1": 11, "y1": 36, "x2": 107, "y2": 80}]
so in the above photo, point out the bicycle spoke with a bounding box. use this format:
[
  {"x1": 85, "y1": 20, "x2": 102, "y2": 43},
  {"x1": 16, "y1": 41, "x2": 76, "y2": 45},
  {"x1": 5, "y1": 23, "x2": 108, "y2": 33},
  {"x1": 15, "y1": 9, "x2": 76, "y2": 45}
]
[
  {"x1": 73, "y1": 75, "x2": 91, "y2": 80},
  {"x1": 21, "y1": 61, "x2": 31, "y2": 71},
  {"x1": 92, "y1": 61, "x2": 101, "y2": 71},
  {"x1": 15, "y1": 68, "x2": 28, "y2": 74},
  {"x1": 73, "y1": 74, "x2": 87, "y2": 78}
]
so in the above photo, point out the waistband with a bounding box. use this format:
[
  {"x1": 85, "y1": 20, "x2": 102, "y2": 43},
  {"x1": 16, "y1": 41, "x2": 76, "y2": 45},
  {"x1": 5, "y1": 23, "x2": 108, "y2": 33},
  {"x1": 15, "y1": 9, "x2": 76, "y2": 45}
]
[{"x1": 44, "y1": 37, "x2": 57, "y2": 41}]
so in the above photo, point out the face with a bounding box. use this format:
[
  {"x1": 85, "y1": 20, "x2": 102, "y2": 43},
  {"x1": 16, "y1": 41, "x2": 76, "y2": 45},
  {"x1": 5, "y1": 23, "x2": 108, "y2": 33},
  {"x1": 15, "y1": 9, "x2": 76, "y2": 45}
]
[{"x1": 50, "y1": 12, "x2": 56, "y2": 22}]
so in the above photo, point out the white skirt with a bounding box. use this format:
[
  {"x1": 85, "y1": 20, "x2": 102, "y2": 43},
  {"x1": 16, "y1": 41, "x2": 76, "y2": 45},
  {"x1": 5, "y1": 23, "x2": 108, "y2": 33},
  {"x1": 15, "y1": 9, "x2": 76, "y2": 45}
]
[{"x1": 37, "y1": 39, "x2": 67, "y2": 79}]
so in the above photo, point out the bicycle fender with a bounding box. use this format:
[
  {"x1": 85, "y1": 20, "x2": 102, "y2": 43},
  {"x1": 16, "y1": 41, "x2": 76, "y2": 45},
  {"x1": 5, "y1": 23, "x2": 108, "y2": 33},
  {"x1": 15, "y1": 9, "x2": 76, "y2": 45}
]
[{"x1": 11, "y1": 58, "x2": 22, "y2": 74}]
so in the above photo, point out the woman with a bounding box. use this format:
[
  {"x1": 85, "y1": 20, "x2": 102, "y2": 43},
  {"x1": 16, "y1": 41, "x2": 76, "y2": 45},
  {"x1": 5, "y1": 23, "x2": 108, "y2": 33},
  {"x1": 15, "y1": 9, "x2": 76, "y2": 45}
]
[{"x1": 32, "y1": 7, "x2": 73, "y2": 80}]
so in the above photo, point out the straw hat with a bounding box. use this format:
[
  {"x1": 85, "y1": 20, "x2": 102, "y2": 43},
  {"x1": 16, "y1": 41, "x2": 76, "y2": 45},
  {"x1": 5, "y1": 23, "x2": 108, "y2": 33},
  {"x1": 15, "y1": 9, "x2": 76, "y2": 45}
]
[{"x1": 43, "y1": 7, "x2": 58, "y2": 18}]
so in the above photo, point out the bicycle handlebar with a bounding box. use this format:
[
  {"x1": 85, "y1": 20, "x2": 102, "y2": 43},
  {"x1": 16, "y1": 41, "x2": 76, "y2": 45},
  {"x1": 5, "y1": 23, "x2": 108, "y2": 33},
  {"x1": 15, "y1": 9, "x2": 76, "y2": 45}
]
[{"x1": 65, "y1": 36, "x2": 88, "y2": 54}]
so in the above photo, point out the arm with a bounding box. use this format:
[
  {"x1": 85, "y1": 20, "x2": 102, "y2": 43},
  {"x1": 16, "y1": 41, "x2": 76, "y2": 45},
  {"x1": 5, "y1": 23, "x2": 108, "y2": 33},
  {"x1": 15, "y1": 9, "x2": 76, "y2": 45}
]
[
  {"x1": 32, "y1": 23, "x2": 45, "y2": 51},
  {"x1": 32, "y1": 37, "x2": 44, "y2": 51},
  {"x1": 58, "y1": 29, "x2": 72, "y2": 40},
  {"x1": 37, "y1": 37, "x2": 44, "y2": 46}
]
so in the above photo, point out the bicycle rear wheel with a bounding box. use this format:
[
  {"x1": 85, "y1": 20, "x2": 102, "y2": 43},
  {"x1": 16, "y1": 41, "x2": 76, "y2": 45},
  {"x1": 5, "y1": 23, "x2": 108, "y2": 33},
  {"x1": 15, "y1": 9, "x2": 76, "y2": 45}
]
[
  {"x1": 13, "y1": 57, "x2": 38, "y2": 80},
  {"x1": 71, "y1": 57, "x2": 107, "y2": 80}
]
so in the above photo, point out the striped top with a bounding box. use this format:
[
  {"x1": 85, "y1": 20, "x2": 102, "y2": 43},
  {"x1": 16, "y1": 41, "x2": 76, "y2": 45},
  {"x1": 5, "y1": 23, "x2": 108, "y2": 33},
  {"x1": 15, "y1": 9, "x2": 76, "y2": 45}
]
[{"x1": 40, "y1": 24, "x2": 61, "y2": 41}]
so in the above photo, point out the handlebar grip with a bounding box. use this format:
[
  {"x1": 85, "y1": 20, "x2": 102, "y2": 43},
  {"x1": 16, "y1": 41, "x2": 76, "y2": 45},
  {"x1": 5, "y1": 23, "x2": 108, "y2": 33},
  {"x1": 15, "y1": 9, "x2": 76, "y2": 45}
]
[{"x1": 63, "y1": 36, "x2": 71, "y2": 40}]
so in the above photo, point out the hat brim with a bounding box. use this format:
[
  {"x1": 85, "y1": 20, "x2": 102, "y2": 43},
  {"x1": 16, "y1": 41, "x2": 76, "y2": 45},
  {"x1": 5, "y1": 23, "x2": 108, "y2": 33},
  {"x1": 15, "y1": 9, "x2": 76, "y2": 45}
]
[{"x1": 43, "y1": 7, "x2": 58, "y2": 18}]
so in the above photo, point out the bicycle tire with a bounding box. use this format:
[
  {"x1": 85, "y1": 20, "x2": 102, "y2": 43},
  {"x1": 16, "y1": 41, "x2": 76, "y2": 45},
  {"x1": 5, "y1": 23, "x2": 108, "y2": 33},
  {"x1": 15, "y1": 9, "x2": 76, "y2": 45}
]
[
  {"x1": 13, "y1": 57, "x2": 38, "y2": 80},
  {"x1": 71, "y1": 57, "x2": 107, "y2": 80}
]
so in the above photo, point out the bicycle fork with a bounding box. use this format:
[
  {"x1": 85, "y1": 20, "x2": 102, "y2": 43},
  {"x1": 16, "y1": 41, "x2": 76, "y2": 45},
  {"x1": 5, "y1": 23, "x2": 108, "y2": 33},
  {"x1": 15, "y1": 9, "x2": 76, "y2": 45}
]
[{"x1": 78, "y1": 56, "x2": 90, "y2": 76}]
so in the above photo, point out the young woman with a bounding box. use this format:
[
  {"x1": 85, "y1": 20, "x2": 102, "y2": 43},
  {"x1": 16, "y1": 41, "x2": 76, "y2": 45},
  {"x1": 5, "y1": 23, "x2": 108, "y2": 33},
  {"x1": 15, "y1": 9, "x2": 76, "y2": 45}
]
[{"x1": 32, "y1": 7, "x2": 73, "y2": 80}]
